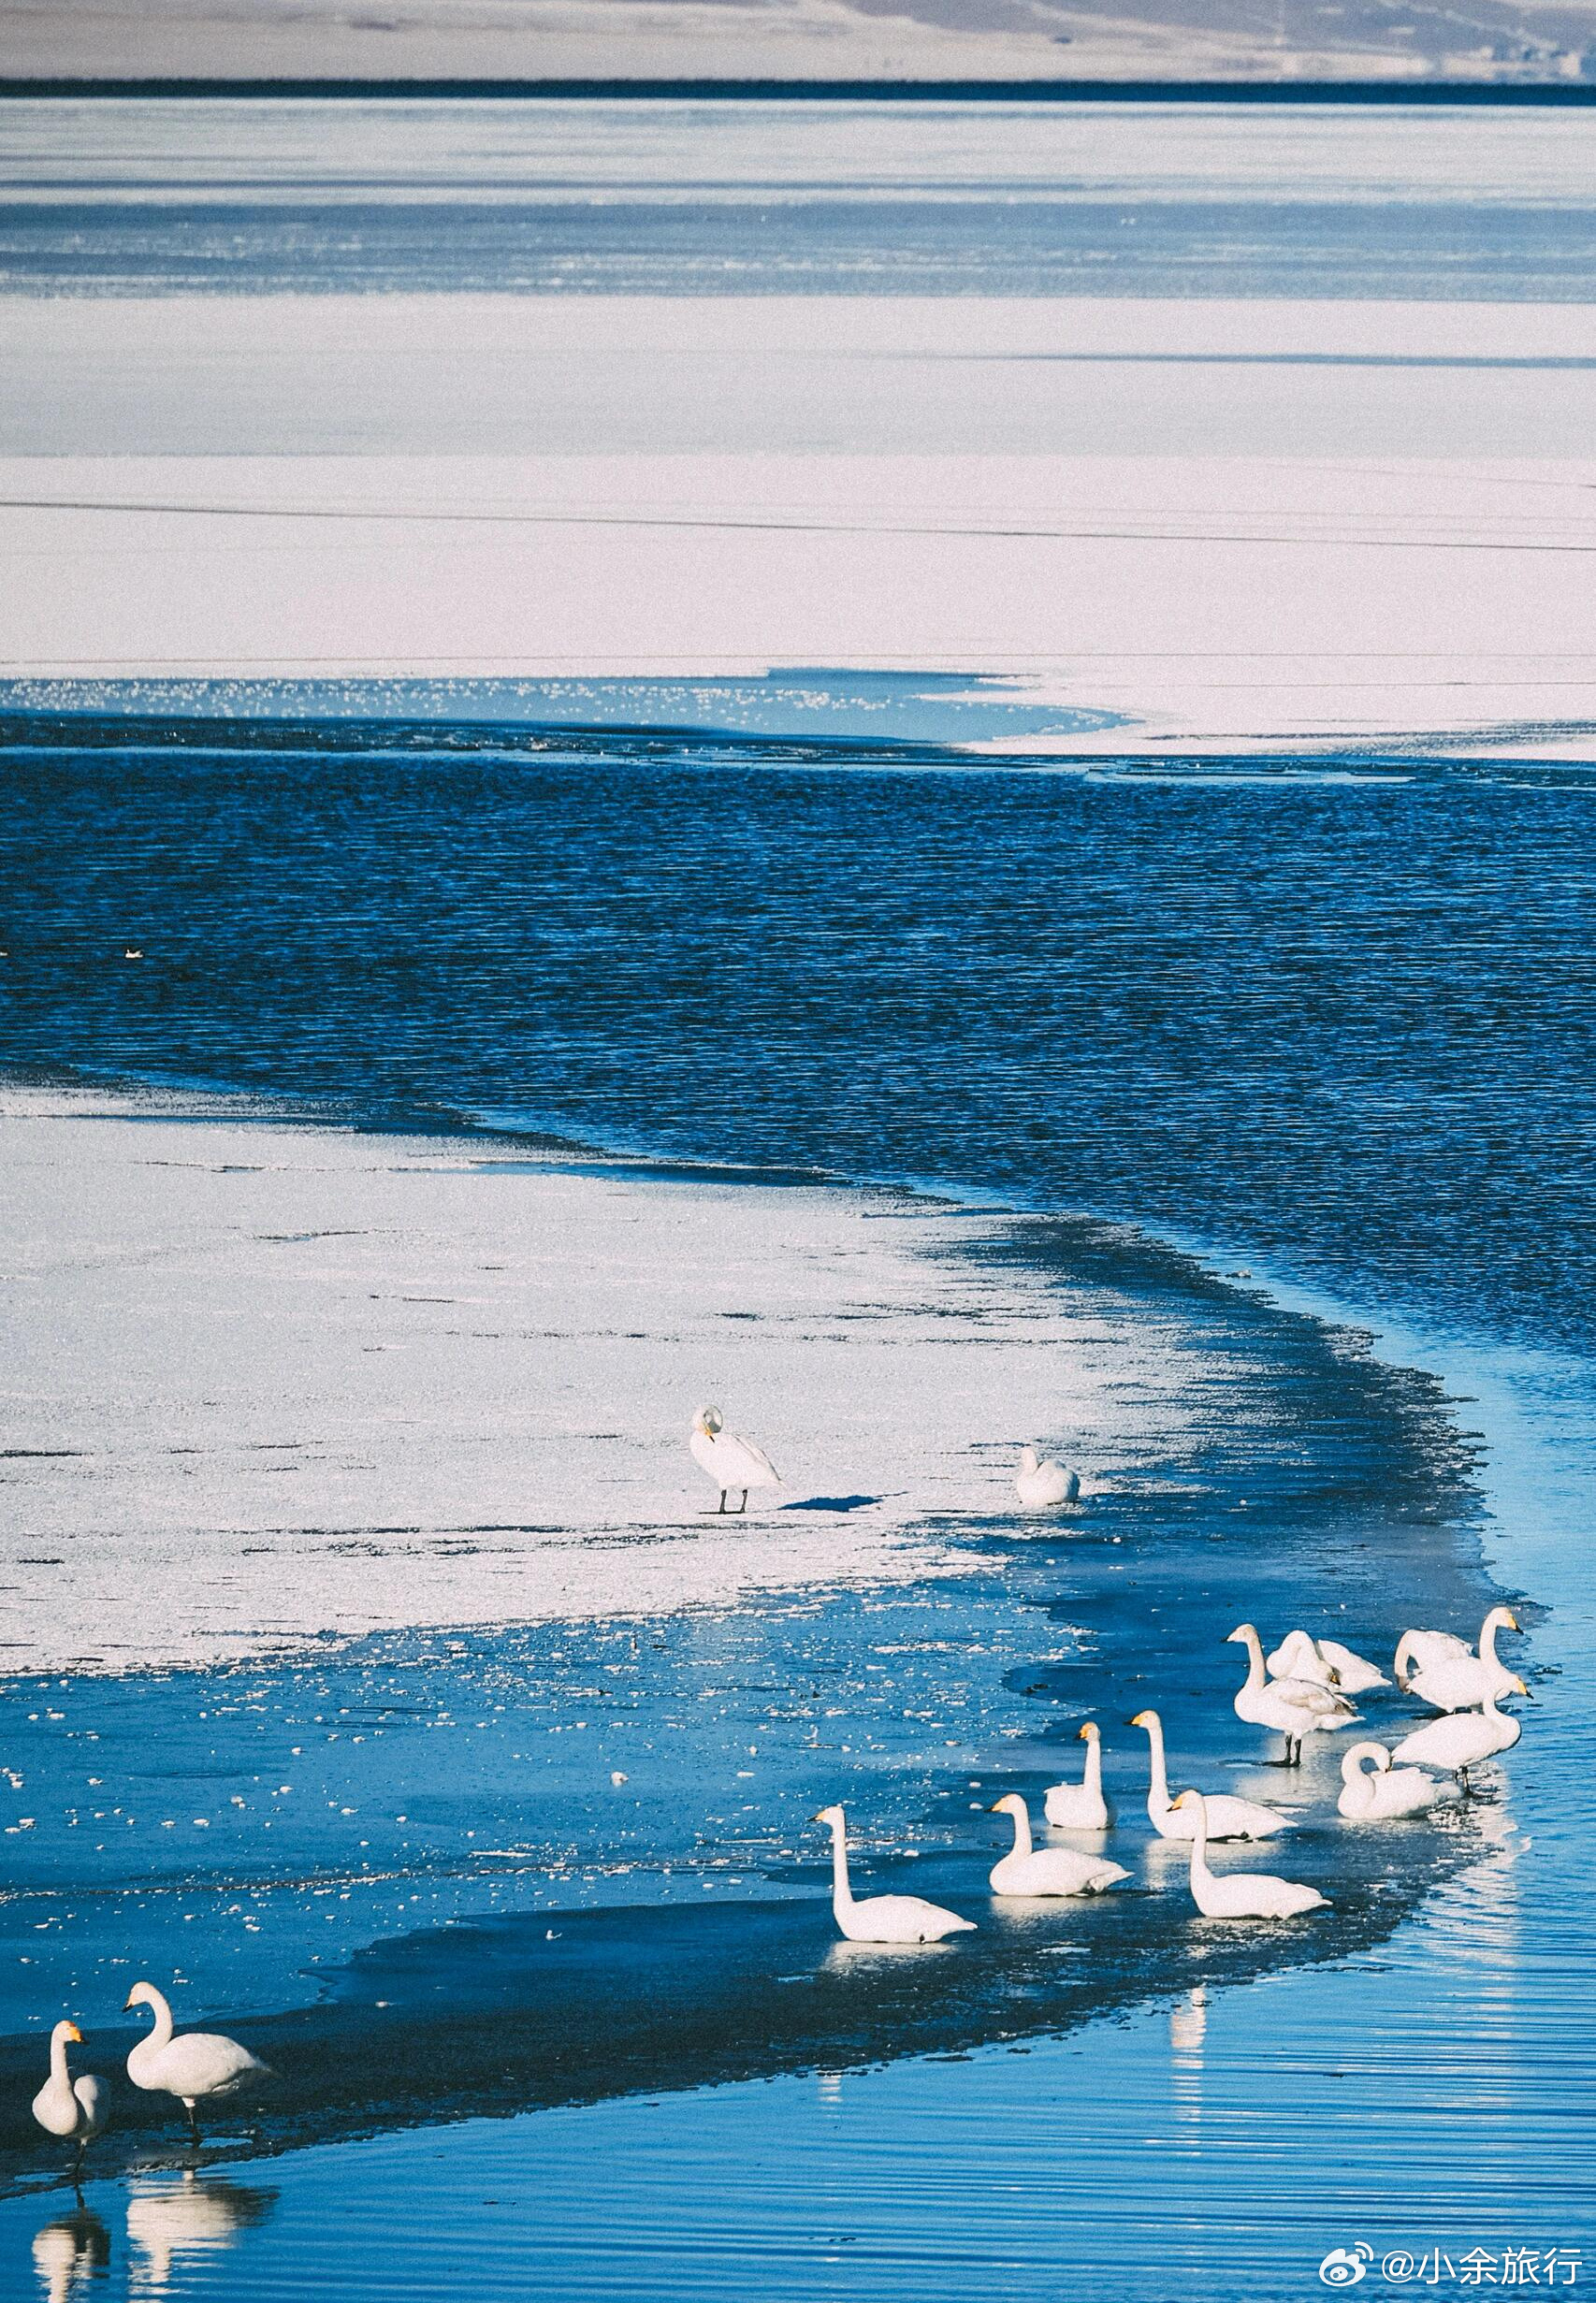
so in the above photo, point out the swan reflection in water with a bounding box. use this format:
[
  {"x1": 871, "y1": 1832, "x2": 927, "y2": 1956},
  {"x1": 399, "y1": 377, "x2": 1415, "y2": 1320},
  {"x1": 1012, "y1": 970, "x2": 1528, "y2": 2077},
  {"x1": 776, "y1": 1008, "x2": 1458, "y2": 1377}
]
[
  {"x1": 32, "y1": 2204, "x2": 110, "y2": 2303},
  {"x1": 1169, "y1": 1983, "x2": 1209, "y2": 2063},
  {"x1": 820, "y1": 1936, "x2": 960, "y2": 1977},
  {"x1": 1168, "y1": 1983, "x2": 1209, "y2": 2135},
  {"x1": 126, "y1": 2172, "x2": 276, "y2": 2296}
]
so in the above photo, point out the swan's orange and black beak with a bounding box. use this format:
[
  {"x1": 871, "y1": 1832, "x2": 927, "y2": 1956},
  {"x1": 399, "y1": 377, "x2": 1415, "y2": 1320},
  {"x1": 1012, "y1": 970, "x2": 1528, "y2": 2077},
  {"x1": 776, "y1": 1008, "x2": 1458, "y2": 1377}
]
[{"x1": 65, "y1": 2022, "x2": 83, "y2": 2044}]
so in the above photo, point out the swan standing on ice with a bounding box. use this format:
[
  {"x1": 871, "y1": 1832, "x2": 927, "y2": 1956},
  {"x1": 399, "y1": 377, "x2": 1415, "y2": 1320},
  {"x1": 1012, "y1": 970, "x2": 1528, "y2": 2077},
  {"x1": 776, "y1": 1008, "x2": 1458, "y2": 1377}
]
[
  {"x1": 1015, "y1": 1447, "x2": 1080, "y2": 1508},
  {"x1": 814, "y1": 1805, "x2": 976, "y2": 1944},
  {"x1": 32, "y1": 2021, "x2": 108, "y2": 2169},
  {"x1": 124, "y1": 1982, "x2": 272, "y2": 2139},
  {"x1": 1398, "y1": 1606, "x2": 1521, "y2": 1712},
  {"x1": 1392, "y1": 1680, "x2": 1527, "y2": 1789},
  {"x1": 690, "y1": 1405, "x2": 780, "y2": 1514},
  {"x1": 989, "y1": 1794, "x2": 1127, "y2": 1896},
  {"x1": 1043, "y1": 1721, "x2": 1113, "y2": 1829},
  {"x1": 1227, "y1": 1623, "x2": 1357, "y2": 1764},
  {"x1": 1173, "y1": 1790, "x2": 1328, "y2": 1920},
  {"x1": 1267, "y1": 1629, "x2": 1389, "y2": 1695},
  {"x1": 1129, "y1": 1709, "x2": 1289, "y2": 1839},
  {"x1": 1338, "y1": 1740, "x2": 1445, "y2": 1819}
]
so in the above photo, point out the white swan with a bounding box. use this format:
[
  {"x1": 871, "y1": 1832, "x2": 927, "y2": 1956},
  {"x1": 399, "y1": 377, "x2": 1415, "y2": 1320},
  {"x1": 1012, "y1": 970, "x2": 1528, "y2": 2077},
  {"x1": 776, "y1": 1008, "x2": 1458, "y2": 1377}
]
[
  {"x1": 1399, "y1": 1606, "x2": 1521, "y2": 1712},
  {"x1": 1043, "y1": 1721, "x2": 1113, "y2": 1829},
  {"x1": 1015, "y1": 1446, "x2": 1080, "y2": 1508},
  {"x1": 989, "y1": 1793, "x2": 1127, "y2": 1896},
  {"x1": 1174, "y1": 1790, "x2": 1328, "y2": 1920},
  {"x1": 1392, "y1": 1680, "x2": 1527, "y2": 1787},
  {"x1": 1227, "y1": 1623, "x2": 1357, "y2": 1763},
  {"x1": 32, "y1": 2021, "x2": 108, "y2": 2165},
  {"x1": 815, "y1": 1805, "x2": 976, "y2": 1944},
  {"x1": 690, "y1": 1404, "x2": 780, "y2": 1514},
  {"x1": 1128, "y1": 1709, "x2": 1289, "y2": 1840},
  {"x1": 1394, "y1": 1604, "x2": 1517, "y2": 1687},
  {"x1": 124, "y1": 1982, "x2": 272, "y2": 2138},
  {"x1": 1267, "y1": 1629, "x2": 1389, "y2": 1695},
  {"x1": 1338, "y1": 1740, "x2": 1445, "y2": 1820}
]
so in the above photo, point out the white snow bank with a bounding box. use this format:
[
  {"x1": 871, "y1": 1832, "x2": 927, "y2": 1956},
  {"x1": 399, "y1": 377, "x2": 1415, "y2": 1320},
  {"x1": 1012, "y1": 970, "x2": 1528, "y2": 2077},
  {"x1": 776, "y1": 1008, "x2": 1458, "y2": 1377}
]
[
  {"x1": 3, "y1": 446, "x2": 1592, "y2": 756},
  {"x1": 0, "y1": 1083, "x2": 1173, "y2": 1674}
]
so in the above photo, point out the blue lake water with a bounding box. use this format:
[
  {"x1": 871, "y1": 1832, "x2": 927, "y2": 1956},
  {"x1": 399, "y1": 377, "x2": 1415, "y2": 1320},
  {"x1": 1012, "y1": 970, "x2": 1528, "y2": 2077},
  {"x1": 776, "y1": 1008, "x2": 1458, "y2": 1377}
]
[
  {"x1": 2, "y1": 677, "x2": 1593, "y2": 1349},
  {"x1": 0, "y1": 674, "x2": 1593, "y2": 2296}
]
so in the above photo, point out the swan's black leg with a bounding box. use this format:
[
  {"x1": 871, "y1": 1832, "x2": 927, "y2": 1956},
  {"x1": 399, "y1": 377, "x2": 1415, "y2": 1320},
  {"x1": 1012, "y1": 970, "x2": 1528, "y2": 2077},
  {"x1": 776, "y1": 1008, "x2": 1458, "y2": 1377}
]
[
  {"x1": 717, "y1": 1490, "x2": 728, "y2": 1514},
  {"x1": 184, "y1": 2101, "x2": 201, "y2": 2143},
  {"x1": 737, "y1": 1489, "x2": 748, "y2": 1514}
]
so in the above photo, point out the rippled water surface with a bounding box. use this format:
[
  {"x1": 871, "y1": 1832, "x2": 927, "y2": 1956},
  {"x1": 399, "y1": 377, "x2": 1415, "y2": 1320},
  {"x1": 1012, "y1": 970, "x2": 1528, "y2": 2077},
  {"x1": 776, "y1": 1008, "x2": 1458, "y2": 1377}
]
[{"x1": 3, "y1": 681, "x2": 1594, "y2": 1346}]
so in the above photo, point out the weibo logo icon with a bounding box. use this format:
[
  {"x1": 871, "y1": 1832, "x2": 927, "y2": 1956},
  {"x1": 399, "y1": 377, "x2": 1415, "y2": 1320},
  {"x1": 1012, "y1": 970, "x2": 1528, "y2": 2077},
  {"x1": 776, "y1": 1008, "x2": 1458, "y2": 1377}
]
[{"x1": 1319, "y1": 2244, "x2": 1374, "y2": 2286}]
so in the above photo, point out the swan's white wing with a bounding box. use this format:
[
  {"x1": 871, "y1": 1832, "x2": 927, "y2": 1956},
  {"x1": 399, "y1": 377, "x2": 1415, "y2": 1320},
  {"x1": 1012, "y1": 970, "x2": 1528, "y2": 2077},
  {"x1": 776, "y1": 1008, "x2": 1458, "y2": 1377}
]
[
  {"x1": 712, "y1": 1430, "x2": 779, "y2": 1485},
  {"x1": 1275, "y1": 1674, "x2": 1356, "y2": 1718},
  {"x1": 1400, "y1": 1629, "x2": 1471, "y2": 1668},
  {"x1": 730, "y1": 1432, "x2": 778, "y2": 1481},
  {"x1": 853, "y1": 1892, "x2": 975, "y2": 1938},
  {"x1": 1317, "y1": 1640, "x2": 1388, "y2": 1687},
  {"x1": 1267, "y1": 1632, "x2": 1334, "y2": 1684},
  {"x1": 156, "y1": 2032, "x2": 270, "y2": 2098},
  {"x1": 1204, "y1": 1794, "x2": 1290, "y2": 1839}
]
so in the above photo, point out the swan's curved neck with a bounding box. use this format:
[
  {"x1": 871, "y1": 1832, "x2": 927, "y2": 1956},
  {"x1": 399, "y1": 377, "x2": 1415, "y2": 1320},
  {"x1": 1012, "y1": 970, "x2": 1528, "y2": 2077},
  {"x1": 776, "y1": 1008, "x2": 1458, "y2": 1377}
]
[
  {"x1": 1081, "y1": 1738, "x2": 1102, "y2": 1799},
  {"x1": 827, "y1": 1821, "x2": 855, "y2": 1913},
  {"x1": 1480, "y1": 1614, "x2": 1504, "y2": 1667},
  {"x1": 1342, "y1": 1744, "x2": 1384, "y2": 1798},
  {"x1": 50, "y1": 2029, "x2": 70, "y2": 2086},
  {"x1": 1186, "y1": 1805, "x2": 1212, "y2": 1884},
  {"x1": 139, "y1": 1990, "x2": 174, "y2": 2048},
  {"x1": 1007, "y1": 1803, "x2": 1033, "y2": 1858},
  {"x1": 1395, "y1": 1632, "x2": 1417, "y2": 1681},
  {"x1": 1142, "y1": 1720, "x2": 1169, "y2": 1806},
  {"x1": 1238, "y1": 1630, "x2": 1265, "y2": 1690}
]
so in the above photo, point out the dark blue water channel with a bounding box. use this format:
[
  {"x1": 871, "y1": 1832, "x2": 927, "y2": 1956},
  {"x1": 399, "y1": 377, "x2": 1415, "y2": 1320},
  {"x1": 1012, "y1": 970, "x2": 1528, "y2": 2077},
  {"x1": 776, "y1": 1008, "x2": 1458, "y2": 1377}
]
[{"x1": 2, "y1": 680, "x2": 1594, "y2": 1350}]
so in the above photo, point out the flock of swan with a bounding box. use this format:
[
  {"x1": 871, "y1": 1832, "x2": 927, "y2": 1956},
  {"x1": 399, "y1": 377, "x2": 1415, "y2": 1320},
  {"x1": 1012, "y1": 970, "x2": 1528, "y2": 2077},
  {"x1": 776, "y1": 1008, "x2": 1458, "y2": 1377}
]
[
  {"x1": 26, "y1": 1409, "x2": 1531, "y2": 2170},
  {"x1": 813, "y1": 1600, "x2": 1530, "y2": 1945},
  {"x1": 32, "y1": 1986, "x2": 271, "y2": 2173}
]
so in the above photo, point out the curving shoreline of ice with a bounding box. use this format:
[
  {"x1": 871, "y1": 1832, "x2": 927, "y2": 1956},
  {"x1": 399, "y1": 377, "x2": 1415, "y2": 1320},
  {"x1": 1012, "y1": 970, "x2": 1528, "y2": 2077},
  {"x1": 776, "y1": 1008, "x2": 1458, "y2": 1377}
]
[{"x1": 0, "y1": 1080, "x2": 1179, "y2": 1674}]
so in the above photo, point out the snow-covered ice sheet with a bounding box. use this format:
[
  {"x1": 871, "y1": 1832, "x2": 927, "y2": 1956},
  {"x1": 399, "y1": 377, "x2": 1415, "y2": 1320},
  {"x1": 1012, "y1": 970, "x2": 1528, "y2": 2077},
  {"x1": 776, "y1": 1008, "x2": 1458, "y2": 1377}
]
[
  {"x1": 0, "y1": 1083, "x2": 1166, "y2": 1673},
  {"x1": 2, "y1": 445, "x2": 1591, "y2": 755}
]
